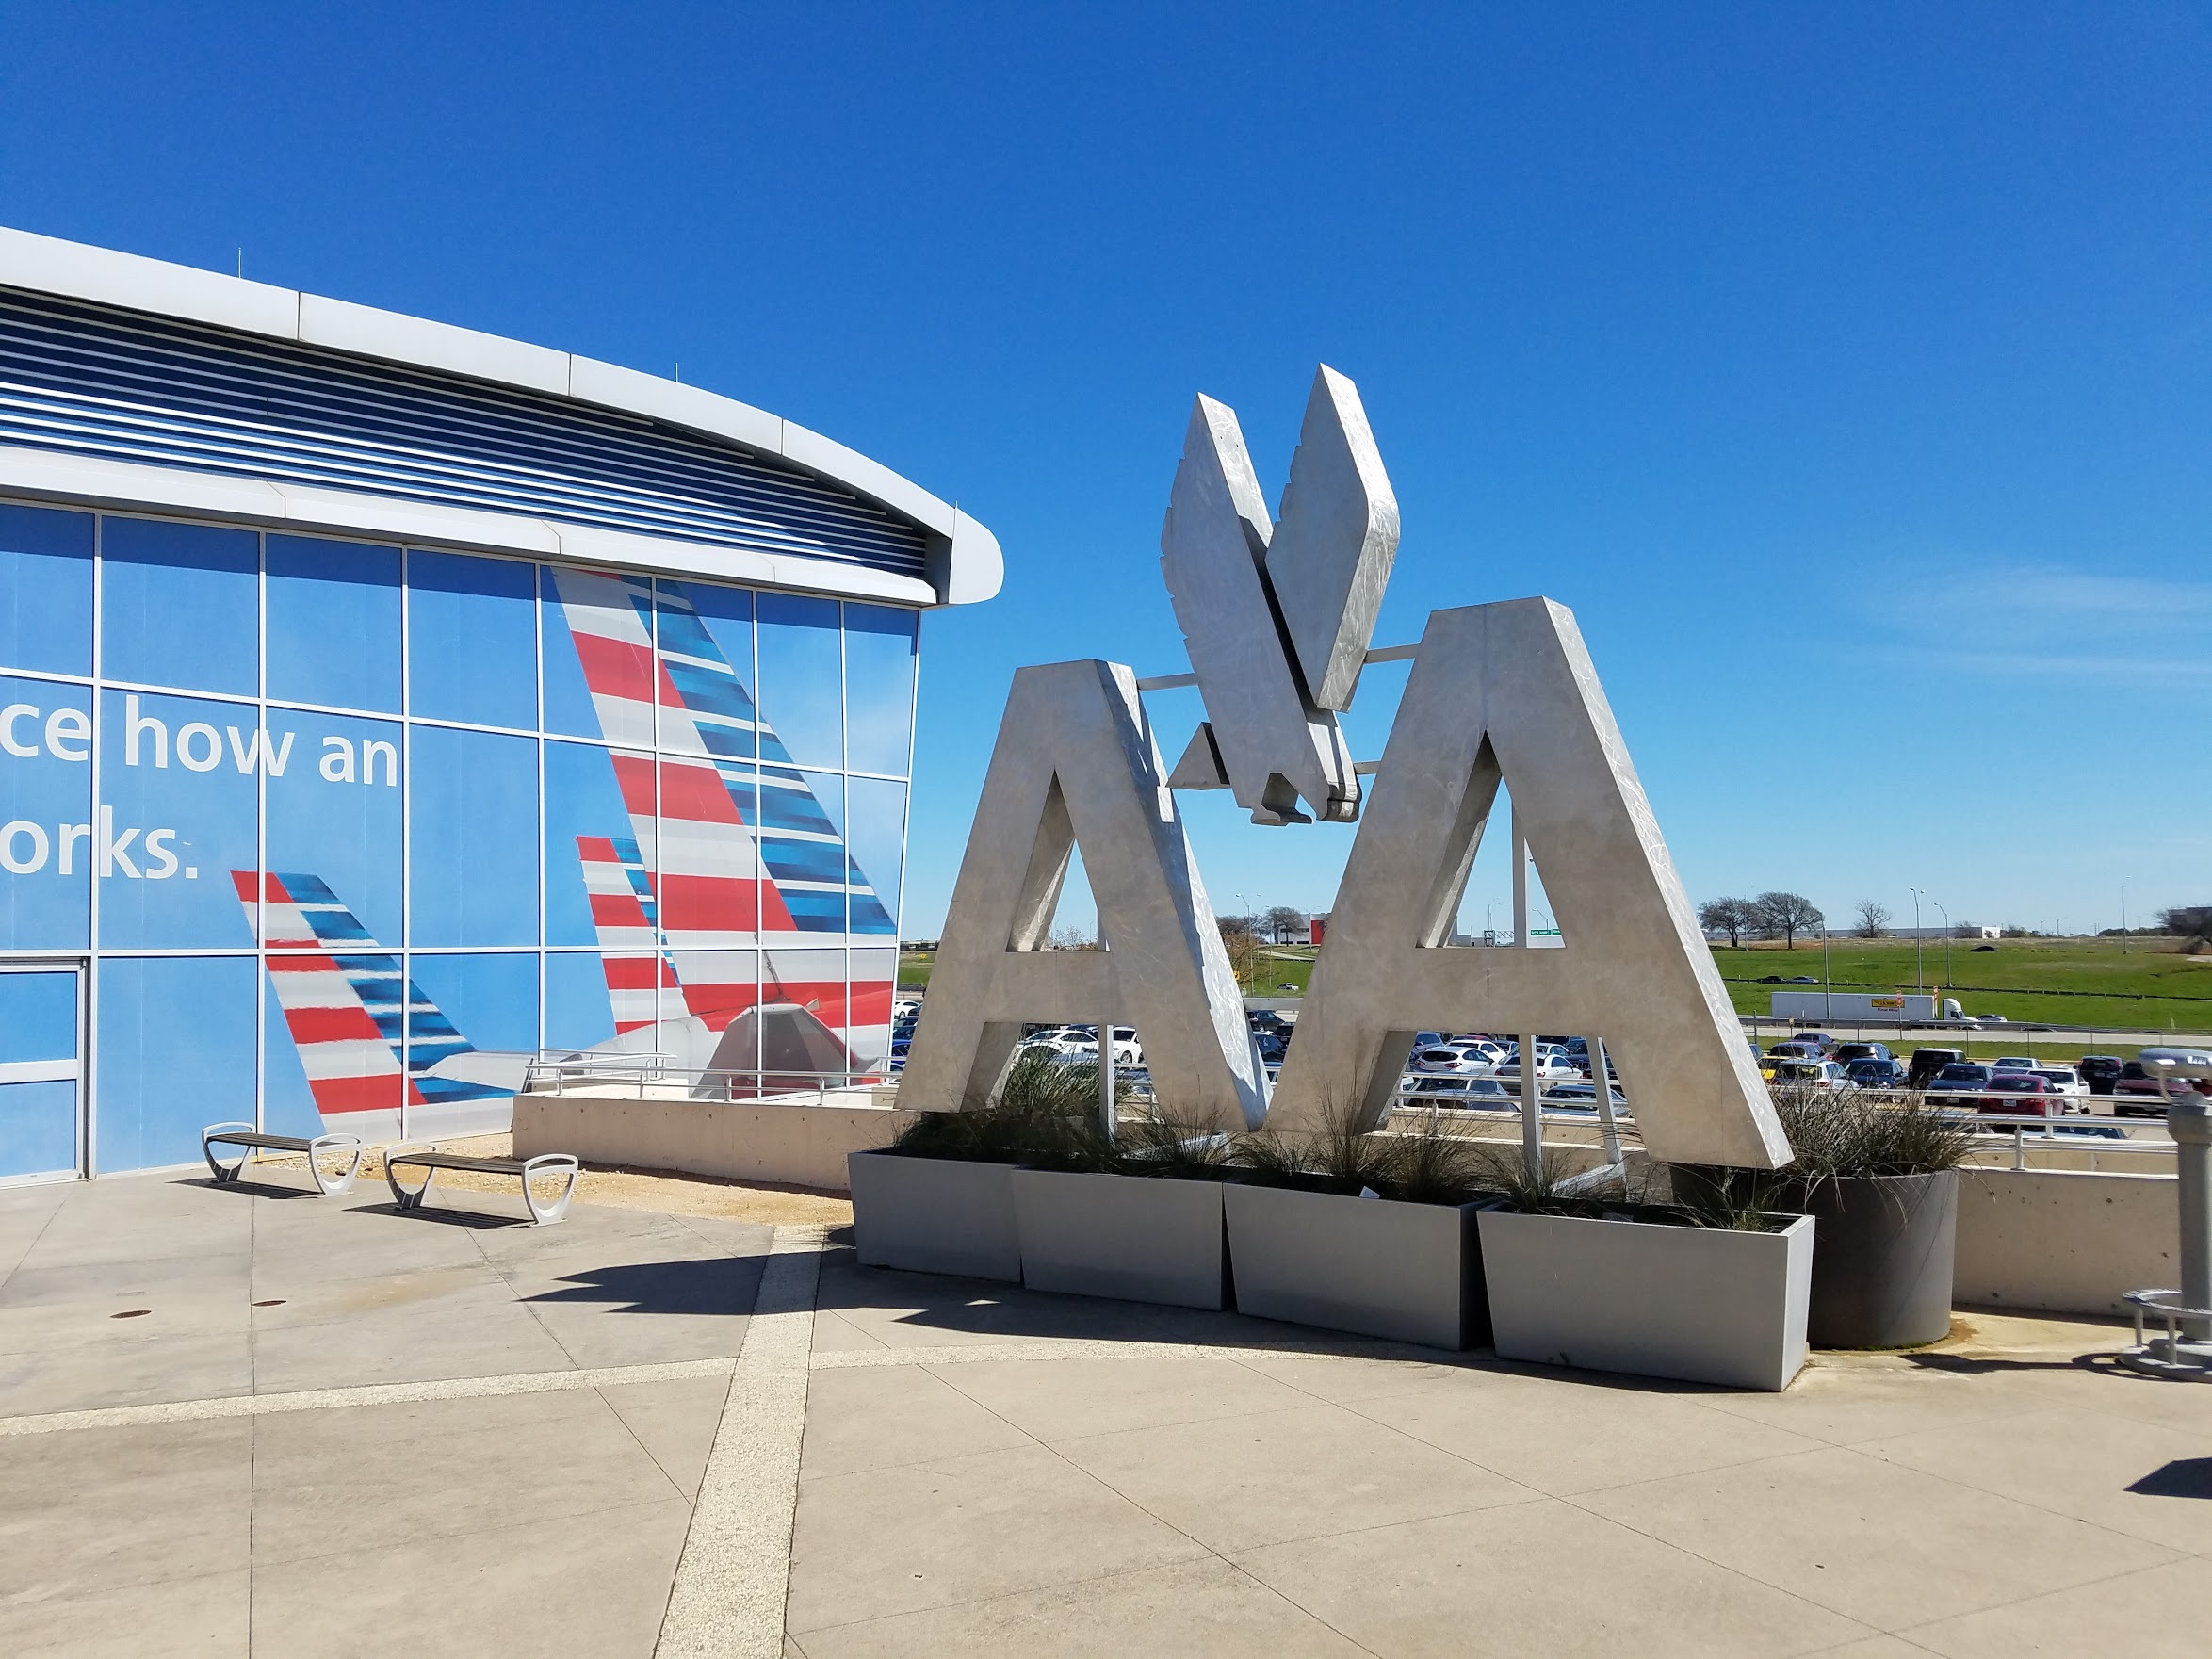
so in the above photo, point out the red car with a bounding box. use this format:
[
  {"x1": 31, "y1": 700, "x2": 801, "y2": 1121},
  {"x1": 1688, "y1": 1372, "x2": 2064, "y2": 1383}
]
[
  {"x1": 1973, "y1": 1070, "x2": 2065, "y2": 1118},
  {"x1": 2114, "y1": 1061, "x2": 2175, "y2": 1116}
]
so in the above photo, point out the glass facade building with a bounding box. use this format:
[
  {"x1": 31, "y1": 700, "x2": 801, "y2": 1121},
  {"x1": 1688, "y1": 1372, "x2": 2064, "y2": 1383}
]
[{"x1": 0, "y1": 227, "x2": 999, "y2": 1180}]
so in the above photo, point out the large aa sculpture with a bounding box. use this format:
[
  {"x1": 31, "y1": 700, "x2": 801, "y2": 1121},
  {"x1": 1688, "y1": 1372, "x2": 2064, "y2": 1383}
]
[{"x1": 862, "y1": 367, "x2": 1814, "y2": 1391}]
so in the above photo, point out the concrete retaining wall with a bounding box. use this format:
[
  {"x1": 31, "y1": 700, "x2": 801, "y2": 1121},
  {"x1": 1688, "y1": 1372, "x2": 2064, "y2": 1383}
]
[
  {"x1": 1953, "y1": 1167, "x2": 2178, "y2": 1317},
  {"x1": 512, "y1": 1089, "x2": 916, "y2": 1191}
]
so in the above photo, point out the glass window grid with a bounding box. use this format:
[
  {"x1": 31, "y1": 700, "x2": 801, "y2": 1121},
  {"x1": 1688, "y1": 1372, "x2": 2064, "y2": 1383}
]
[{"x1": 0, "y1": 501, "x2": 919, "y2": 1170}]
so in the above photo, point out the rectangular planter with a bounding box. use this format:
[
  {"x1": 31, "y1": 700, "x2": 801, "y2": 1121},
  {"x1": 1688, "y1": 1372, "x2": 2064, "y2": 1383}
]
[
  {"x1": 1225, "y1": 1182, "x2": 1489, "y2": 1350},
  {"x1": 1477, "y1": 1210, "x2": 1814, "y2": 1391},
  {"x1": 1011, "y1": 1168, "x2": 1230, "y2": 1309},
  {"x1": 847, "y1": 1149, "x2": 1020, "y2": 1283}
]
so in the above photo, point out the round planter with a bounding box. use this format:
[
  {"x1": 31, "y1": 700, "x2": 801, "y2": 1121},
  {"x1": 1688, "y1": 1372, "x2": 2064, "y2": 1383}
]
[{"x1": 1802, "y1": 1170, "x2": 1958, "y2": 1348}]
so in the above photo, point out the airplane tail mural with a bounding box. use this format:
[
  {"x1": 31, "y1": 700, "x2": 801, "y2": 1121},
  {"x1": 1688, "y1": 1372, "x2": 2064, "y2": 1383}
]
[
  {"x1": 554, "y1": 570, "x2": 893, "y2": 1082},
  {"x1": 247, "y1": 570, "x2": 901, "y2": 1137},
  {"x1": 237, "y1": 871, "x2": 524, "y2": 1143}
]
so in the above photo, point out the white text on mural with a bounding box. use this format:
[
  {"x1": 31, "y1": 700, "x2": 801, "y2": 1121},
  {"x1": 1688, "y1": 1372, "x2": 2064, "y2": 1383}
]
[{"x1": 1, "y1": 694, "x2": 393, "y2": 883}]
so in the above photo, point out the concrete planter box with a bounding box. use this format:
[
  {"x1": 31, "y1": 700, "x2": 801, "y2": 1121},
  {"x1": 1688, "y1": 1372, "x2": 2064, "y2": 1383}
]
[
  {"x1": 1011, "y1": 1169, "x2": 1230, "y2": 1309},
  {"x1": 847, "y1": 1150, "x2": 1020, "y2": 1283},
  {"x1": 1477, "y1": 1209, "x2": 1814, "y2": 1391},
  {"x1": 1224, "y1": 1181, "x2": 1489, "y2": 1350}
]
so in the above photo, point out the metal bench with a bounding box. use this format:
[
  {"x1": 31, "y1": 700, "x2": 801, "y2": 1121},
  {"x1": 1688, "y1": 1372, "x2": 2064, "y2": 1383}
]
[
  {"x1": 382, "y1": 1145, "x2": 580, "y2": 1226},
  {"x1": 202, "y1": 1122, "x2": 364, "y2": 1195}
]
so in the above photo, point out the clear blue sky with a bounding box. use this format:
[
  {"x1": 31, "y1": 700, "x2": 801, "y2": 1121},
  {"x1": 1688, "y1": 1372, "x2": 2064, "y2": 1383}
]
[{"x1": 3, "y1": 4, "x2": 2204, "y2": 939}]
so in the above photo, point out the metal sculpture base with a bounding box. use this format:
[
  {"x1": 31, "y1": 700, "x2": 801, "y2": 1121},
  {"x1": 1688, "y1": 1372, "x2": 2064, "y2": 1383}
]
[{"x1": 2118, "y1": 1290, "x2": 2212, "y2": 1381}]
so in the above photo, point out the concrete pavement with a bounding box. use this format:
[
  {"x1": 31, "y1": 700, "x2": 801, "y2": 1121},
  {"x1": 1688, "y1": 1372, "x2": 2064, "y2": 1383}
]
[{"x1": 4, "y1": 1171, "x2": 2210, "y2": 1657}]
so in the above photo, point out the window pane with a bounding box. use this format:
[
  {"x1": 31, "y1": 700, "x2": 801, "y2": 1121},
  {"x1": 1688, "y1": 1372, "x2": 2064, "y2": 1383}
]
[
  {"x1": 407, "y1": 550, "x2": 536, "y2": 728},
  {"x1": 100, "y1": 517, "x2": 258, "y2": 695},
  {"x1": 542, "y1": 565, "x2": 655, "y2": 741},
  {"x1": 845, "y1": 776, "x2": 907, "y2": 937},
  {"x1": 848, "y1": 945, "x2": 898, "y2": 1078},
  {"x1": 763, "y1": 947, "x2": 852, "y2": 1083},
  {"x1": 267, "y1": 535, "x2": 401, "y2": 713},
  {"x1": 0, "y1": 504, "x2": 93, "y2": 678},
  {"x1": 259, "y1": 712, "x2": 403, "y2": 956},
  {"x1": 261, "y1": 960, "x2": 403, "y2": 1142},
  {"x1": 96, "y1": 689, "x2": 260, "y2": 950},
  {"x1": 96, "y1": 955, "x2": 255, "y2": 1171},
  {"x1": 844, "y1": 604, "x2": 917, "y2": 776},
  {"x1": 0, "y1": 675, "x2": 93, "y2": 949},
  {"x1": 409, "y1": 725, "x2": 538, "y2": 947},
  {"x1": 756, "y1": 594, "x2": 841, "y2": 769},
  {"x1": 659, "y1": 754, "x2": 759, "y2": 949},
  {"x1": 545, "y1": 951, "x2": 617, "y2": 1052},
  {"x1": 545, "y1": 739, "x2": 652, "y2": 949},
  {"x1": 655, "y1": 579, "x2": 756, "y2": 761},
  {"x1": 756, "y1": 768, "x2": 846, "y2": 938},
  {"x1": 404, "y1": 951, "x2": 534, "y2": 1137},
  {"x1": 670, "y1": 949, "x2": 758, "y2": 1065}
]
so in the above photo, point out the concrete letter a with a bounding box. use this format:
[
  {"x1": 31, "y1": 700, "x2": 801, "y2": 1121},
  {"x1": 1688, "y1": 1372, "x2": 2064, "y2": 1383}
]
[
  {"x1": 899, "y1": 659, "x2": 1267, "y2": 1130},
  {"x1": 1267, "y1": 600, "x2": 1790, "y2": 1168}
]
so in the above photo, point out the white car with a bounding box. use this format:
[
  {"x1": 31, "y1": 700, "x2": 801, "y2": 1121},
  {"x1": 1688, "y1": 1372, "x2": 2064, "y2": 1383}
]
[
  {"x1": 2031, "y1": 1066, "x2": 2089, "y2": 1098},
  {"x1": 1411, "y1": 1045, "x2": 1493, "y2": 1074},
  {"x1": 1496, "y1": 1050, "x2": 1578, "y2": 1082},
  {"x1": 1446, "y1": 1037, "x2": 1510, "y2": 1065},
  {"x1": 1767, "y1": 1058, "x2": 1857, "y2": 1089}
]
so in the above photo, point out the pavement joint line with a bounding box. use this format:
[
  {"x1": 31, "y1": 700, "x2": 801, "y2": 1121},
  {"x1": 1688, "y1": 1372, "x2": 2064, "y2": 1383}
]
[
  {"x1": 0, "y1": 1356, "x2": 740, "y2": 1439},
  {"x1": 808, "y1": 1336, "x2": 1460, "y2": 1370},
  {"x1": 655, "y1": 1224, "x2": 824, "y2": 1659}
]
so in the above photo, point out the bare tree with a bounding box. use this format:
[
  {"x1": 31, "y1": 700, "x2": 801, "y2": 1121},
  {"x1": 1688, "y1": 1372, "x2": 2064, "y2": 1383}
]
[
  {"x1": 1048, "y1": 923, "x2": 1094, "y2": 951},
  {"x1": 2158, "y1": 904, "x2": 2212, "y2": 944},
  {"x1": 1263, "y1": 904, "x2": 1307, "y2": 945},
  {"x1": 1752, "y1": 891, "x2": 1824, "y2": 948},
  {"x1": 1853, "y1": 899, "x2": 1891, "y2": 939},
  {"x1": 1217, "y1": 917, "x2": 1261, "y2": 984},
  {"x1": 1698, "y1": 897, "x2": 1756, "y2": 948}
]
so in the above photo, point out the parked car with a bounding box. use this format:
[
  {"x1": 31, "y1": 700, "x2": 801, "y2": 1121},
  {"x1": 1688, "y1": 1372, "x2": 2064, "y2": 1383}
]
[
  {"x1": 2075, "y1": 1054, "x2": 2125, "y2": 1096},
  {"x1": 1845, "y1": 1058, "x2": 1910, "y2": 1089},
  {"x1": 1768, "y1": 1059, "x2": 1856, "y2": 1088},
  {"x1": 1992, "y1": 1056, "x2": 2040, "y2": 1072},
  {"x1": 1446, "y1": 1037, "x2": 1511, "y2": 1064},
  {"x1": 1972, "y1": 1070, "x2": 2069, "y2": 1119},
  {"x1": 1496, "y1": 1054, "x2": 1578, "y2": 1082},
  {"x1": 1766, "y1": 1042, "x2": 1822, "y2": 1061},
  {"x1": 1927, "y1": 1062, "x2": 1996, "y2": 1098},
  {"x1": 1411, "y1": 1046, "x2": 1491, "y2": 1075},
  {"x1": 1252, "y1": 1032, "x2": 1287, "y2": 1065},
  {"x1": 1908, "y1": 1048, "x2": 1967, "y2": 1090},
  {"x1": 1793, "y1": 1033, "x2": 1839, "y2": 1053},
  {"x1": 2030, "y1": 1066, "x2": 2088, "y2": 1098},
  {"x1": 2114, "y1": 1061, "x2": 2174, "y2": 1116},
  {"x1": 1548, "y1": 1080, "x2": 1630, "y2": 1108},
  {"x1": 1833, "y1": 1042, "x2": 1894, "y2": 1065}
]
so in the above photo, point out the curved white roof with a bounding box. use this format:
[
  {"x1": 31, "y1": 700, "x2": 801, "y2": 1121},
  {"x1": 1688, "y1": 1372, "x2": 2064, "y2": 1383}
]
[{"x1": 0, "y1": 225, "x2": 1001, "y2": 607}]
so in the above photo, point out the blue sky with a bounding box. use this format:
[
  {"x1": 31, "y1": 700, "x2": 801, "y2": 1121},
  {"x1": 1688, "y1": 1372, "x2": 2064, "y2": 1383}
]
[{"x1": 3, "y1": 3, "x2": 2204, "y2": 938}]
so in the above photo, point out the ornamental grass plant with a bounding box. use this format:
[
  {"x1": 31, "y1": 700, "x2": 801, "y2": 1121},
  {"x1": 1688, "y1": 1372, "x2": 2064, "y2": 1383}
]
[
  {"x1": 888, "y1": 1050, "x2": 1125, "y2": 1166},
  {"x1": 1228, "y1": 1101, "x2": 1489, "y2": 1204}
]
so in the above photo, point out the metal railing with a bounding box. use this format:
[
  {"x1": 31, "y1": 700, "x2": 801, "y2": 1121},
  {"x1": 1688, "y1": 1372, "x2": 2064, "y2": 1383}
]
[{"x1": 524, "y1": 1053, "x2": 897, "y2": 1103}]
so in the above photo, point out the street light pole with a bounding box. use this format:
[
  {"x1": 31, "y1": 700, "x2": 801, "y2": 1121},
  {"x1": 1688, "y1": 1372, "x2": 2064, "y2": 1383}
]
[
  {"x1": 1909, "y1": 887, "x2": 1925, "y2": 992},
  {"x1": 2122, "y1": 882, "x2": 2130, "y2": 954},
  {"x1": 1935, "y1": 901, "x2": 1952, "y2": 987}
]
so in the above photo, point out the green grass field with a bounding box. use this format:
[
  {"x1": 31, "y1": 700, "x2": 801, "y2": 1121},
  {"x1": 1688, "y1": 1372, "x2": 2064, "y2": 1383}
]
[
  {"x1": 903, "y1": 934, "x2": 2212, "y2": 1038},
  {"x1": 1711, "y1": 935, "x2": 2212, "y2": 1033}
]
